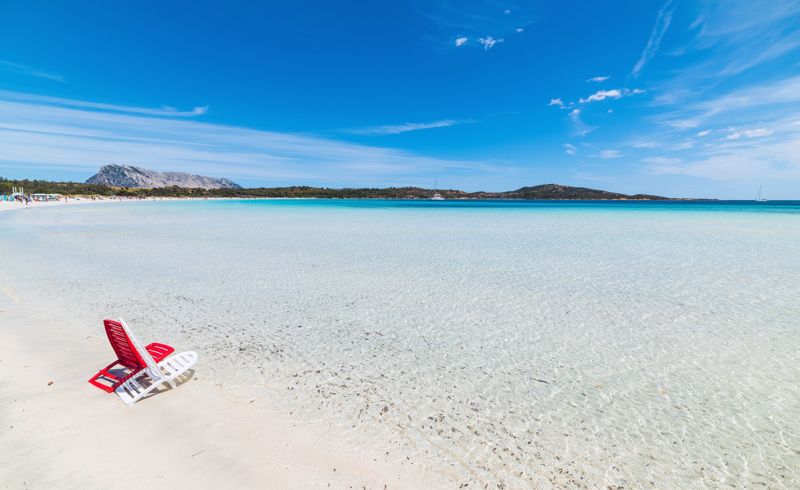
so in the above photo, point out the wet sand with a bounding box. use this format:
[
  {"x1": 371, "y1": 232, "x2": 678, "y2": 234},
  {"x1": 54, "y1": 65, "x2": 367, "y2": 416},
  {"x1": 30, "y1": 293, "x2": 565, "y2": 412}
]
[{"x1": 0, "y1": 285, "x2": 453, "y2": 488}]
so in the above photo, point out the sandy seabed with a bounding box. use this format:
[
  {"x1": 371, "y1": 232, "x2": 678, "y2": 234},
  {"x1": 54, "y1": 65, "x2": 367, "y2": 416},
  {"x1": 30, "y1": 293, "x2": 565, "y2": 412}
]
[
  {"x1": 0, "y1": 200, "x2": 453, "y2": 489},
  {"x1": 0, "y1": 286, "x2": 452, "y2": 488},
  {"x1": 2, "y1": 198, "x2": 799, "y2": 489}
]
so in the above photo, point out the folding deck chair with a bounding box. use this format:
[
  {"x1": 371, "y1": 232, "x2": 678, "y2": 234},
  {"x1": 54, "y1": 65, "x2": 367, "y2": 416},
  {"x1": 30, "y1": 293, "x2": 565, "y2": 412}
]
[
  {"x1": 88, "y1": 319, "x2": 175, "y2": 393},
  {"x1": 89, "y1": 319, "x2": 198, "y2": 405}
]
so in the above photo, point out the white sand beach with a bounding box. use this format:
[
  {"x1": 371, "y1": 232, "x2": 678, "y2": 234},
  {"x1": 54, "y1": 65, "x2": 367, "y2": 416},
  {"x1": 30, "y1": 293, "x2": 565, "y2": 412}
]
[
  {"x1": 0, "y1": 282, "x2": 453, "y2": 489},
  {"x1": 0, "y1": 197, "x2": 199, "y2": 213},
  {"x1": 0, "y1": 197, "x2": 134, "y2": 213},
  {"x1": 0, "y1": 199, "x2": 73, "y2": 212}
]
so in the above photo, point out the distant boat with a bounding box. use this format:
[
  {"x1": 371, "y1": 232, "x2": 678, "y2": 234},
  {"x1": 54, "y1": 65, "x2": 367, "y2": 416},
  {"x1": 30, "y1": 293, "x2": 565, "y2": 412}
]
[
  {"x1": 755, "y1": 186, "x2": 767, "y2": 202},
  {"x1": 431, "y1": 178, "x2": 444, "y2": 200}
]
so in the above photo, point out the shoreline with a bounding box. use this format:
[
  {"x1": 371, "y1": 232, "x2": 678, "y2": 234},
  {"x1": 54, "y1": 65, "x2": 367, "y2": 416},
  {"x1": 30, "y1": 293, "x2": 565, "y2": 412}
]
[
  {"x1": 0, "y1": 196, "x2": 216, "y2": 212},
  {"x1": 0, "y1": 196, "x2": 754, "y2": 216},
  {"x1": 0, "y1": 283, "x2": 454, "y2": 488}
]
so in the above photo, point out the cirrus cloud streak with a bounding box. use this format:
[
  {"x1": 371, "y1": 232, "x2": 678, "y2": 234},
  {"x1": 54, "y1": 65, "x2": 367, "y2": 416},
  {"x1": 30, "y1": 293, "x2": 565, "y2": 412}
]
[{"x1": 0, "y1": 91, "x2": 501, "y2": 187}]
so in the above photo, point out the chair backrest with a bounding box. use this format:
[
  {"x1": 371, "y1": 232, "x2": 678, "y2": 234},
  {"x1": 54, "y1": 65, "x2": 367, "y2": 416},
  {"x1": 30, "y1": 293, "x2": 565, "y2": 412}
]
[
  {"x1": 118, "y1": 318, "x2": 162, "y2": 379},
  {"x1": 104, "y1": 319, "x2": 146, "y2": 370}
]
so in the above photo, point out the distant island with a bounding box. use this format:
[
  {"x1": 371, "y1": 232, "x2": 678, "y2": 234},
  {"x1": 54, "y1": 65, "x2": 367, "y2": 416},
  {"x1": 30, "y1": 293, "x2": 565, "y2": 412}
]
[
  {"x1": 1, "y1": 165, "x2": 671, "y2": 200},
  {"x1": 87, "y1": 165, "x2": 241, "y2": 190}
]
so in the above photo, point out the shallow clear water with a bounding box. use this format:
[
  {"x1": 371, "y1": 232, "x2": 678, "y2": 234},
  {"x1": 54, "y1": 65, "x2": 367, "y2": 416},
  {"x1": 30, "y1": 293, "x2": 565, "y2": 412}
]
[{"x1": 2, "y1": 200, "x2": 799, "y2": 488}]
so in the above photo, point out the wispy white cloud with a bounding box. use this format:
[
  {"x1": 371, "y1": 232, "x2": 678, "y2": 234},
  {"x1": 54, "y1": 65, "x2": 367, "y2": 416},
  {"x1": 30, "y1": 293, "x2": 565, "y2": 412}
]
[
  {"x1": 478, "y1": 36, "x2": 504, "y2": 50},
  {"x1": 666, "y1": 118, "x2": 700, "y2": 129},
  {"x1": 727, "y1": 127, "x2": 773, "y2": 139},
  {"x1": 647, "y1": 0, "x2": 800, "y2": 112},
  {"x1": 641, "y1": 112, "x2": 800, "y2": 183},
  {"x1": 718, "y1": 36, "x2": 800, "y2": 76},
  {"x1": 643, "y1": 156, "x2": 682, "y2": 165},
  {"x1": 630, "y1": 140, "x2": 661, "y2": 149},
  {"x1": 0, "y1": 60, "x2": 65, "y2": 83},
  {"x1": 516, "y1": 27, "x2": 524, "y2": 33},
  {"x1": 410, "y1": 1, "x2": 537, "y2": 48},
  {"x1": 587, "y1": 76, "x2": 610, "y2": 83},
  {"x1": 696, "y1": 129, "x2": 712, "y2": 136},
  {"x1": 686, "y1": 0, "x2": 800, "y2": 78},
  {"x1": 647, "y1": 151, "x2": 800, "y2": 181},
  {"x1": 631, "y1": 0, "x2": 676, "y2": 77},
  {"x1": 455, "y1": 36, "x2": 468, "y2": 47},
  {"x1": 345, "y1": 119, "x2": 471, "y2": 135},
  {"x1": 580, "y1": 89, "x2": 622, "y2": 103},
  {"x1": 695, "y1": 77, "x2": 800, "y2": 116},
  {"x1": 596, "y1": 149, "x2": 623, "y2": 159},
  {"x1": 548, "y1": 98, "x2": 564, "y2": 107},
  {"x1": 0, "y1": 91, "x2": 500, "y2": 186},
  {"x1": 656, "y1": 76, "x2": 800, "y2": 129},
  {"x1": 569, "y1": 108, "x2": 596, "y2": 137},
  {"x1": 578, "y1": 87, "x2": 646, "y2": 104},
  {"x1": 563, "y1": 143, "x2": 577, "y2": 155},
  {"x1": 0, "y1": 90, "x2": 207, "y2": 118}
]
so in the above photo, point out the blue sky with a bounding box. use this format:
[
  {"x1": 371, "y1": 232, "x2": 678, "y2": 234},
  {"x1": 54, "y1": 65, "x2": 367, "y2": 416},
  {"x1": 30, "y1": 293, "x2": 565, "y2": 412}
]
[{"x1": 1, "y1": 1, "x2": 799, "y2": 198}]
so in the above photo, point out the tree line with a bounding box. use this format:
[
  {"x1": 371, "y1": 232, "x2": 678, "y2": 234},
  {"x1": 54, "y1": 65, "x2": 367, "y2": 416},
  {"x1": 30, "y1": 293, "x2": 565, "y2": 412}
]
[{"x1": 0, "y1": 177, "x2": 453, "y2": 199}]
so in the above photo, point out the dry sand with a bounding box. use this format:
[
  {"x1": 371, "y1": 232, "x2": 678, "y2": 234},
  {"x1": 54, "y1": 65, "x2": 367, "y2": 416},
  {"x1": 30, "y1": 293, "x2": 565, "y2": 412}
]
[
  {"x1": 0, "y1": 196, "x2": 192, "y2": 213},
  {"x1": 0, "y1": 234, "x2": 453, "y2": 489},
  {"x1": 0, "y1": 197, "x2": 125, "y2": 212}
]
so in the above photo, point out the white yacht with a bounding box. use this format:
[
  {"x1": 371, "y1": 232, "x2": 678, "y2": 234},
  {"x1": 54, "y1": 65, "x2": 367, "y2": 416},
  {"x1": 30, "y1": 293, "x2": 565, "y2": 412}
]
[{"x1": 431, "y1": 178, "x2": 444, "y2": 200}]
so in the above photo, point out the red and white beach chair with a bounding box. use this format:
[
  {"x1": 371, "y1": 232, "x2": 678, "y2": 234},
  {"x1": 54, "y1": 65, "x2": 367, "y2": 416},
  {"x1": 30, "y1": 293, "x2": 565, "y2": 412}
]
[
  {"x1": 88, "y1": 319, "x2": 175, "y2": 392},
  {"x1": 88, "y1": 319, "x2": 198, "y2": 405}
]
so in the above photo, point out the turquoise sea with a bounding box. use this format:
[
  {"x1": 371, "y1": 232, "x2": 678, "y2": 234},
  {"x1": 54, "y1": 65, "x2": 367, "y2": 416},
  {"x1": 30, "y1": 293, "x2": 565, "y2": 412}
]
[
  {"x1": 2, "y1": 199, "x2": 798, "y2": 487},
  {"x1": 136, "y1": 197, "x2": 800, "y2": 212}
]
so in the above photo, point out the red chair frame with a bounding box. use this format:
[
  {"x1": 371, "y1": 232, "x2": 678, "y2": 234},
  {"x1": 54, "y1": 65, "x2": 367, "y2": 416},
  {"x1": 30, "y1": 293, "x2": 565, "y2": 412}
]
[{"x1": 88, "y1": 319, "x2": 175, "y2": 393}]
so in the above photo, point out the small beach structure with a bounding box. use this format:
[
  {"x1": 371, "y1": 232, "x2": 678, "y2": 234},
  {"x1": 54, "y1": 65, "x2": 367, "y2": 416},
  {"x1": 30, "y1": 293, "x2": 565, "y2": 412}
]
[
  {"x1": 31, "y1": 193, "x2": 62, "y2": 202},
  {"x1": 88, "y1": 319, "x2": 198, "y2": 405},
  {"x1": 5, "y1": 186, "x2": 25, "y2": 202}
]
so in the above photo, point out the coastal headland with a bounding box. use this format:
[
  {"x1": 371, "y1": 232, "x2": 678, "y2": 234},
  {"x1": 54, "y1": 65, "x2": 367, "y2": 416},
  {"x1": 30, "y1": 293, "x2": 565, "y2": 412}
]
[{"x1": 2, "y1": 165, "x2": 673, "y2": 200}]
